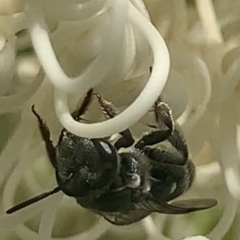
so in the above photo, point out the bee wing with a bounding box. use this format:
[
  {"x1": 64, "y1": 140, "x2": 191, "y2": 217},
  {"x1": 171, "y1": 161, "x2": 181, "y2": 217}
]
[
  {"x1": 170, "y1": 198, "x2": 218, "y2": 211},
  {"x1": 98, "y1": 210, "x2": 151, "y2": 225},
  {"x1": 136, "y1": 200, "x2": 192, "y2": 214},
  {"x1": 136, "y1": 198, "x2": 217, "y2": 215}
]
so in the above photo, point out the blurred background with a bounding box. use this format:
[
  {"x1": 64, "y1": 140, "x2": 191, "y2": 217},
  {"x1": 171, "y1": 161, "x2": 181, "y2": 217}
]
[{"x1": 0, "y1": 0, "x2": 240, "y2": 240}]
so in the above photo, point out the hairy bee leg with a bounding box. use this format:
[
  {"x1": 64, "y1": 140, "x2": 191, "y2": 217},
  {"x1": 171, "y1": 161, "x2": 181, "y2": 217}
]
[
  {"x1": 154, "y1": 96, "x2": 189, "y2": 163},
  {"x1": 135, "y1": 99, "x2": 175, "y2": 150},
  {"x1": 166, "y1": 162, "x2": 194, "y2": 201},
  {"x1": 168, "y1": 127, "x2": 189, "y2": 162},
  {"x1": 72, "y1": 89, "x2": 94, "y2": 121},
  {"x1": 114, "y1": 130, "x2": 135, "y2": 150},
  {"x1": 95, "y1": 93, "x2": 134, "y2": 149},
  {"x1": 134, "y1": 129, "x2": 172, "y2": 150},
  {"x1": 144, "y1": 147, "x2": 195, "y2": 200},
  {"x1": 168, "y1": 160, "x2": 195, "y2": 200},
  {"x1": 31, "y1": 106, "x2": 57, "y2": 168},
  {"x1": 58, "y1": 89, "x2": 94, "y2": 143}
]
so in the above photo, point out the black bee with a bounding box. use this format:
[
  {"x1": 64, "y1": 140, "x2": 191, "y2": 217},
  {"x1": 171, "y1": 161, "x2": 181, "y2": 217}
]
[{"x1": 6, "y1": 89, "x2": 217, "y2": 225}]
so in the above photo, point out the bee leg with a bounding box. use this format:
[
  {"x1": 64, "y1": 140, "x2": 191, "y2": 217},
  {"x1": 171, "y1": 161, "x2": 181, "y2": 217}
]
[
  {"x1": 31, "y1": 106, "x2": 56, "y2": 168},
  {"x1": 150, "y1": 152, "x2": 195, "y2": 200},
  {"x1": 168, "y1": 127, "x2": 189, "y2": 163},
  {"x1": 95, "y1": 92, "x2": 134, "y2": 150},
  {"x1": 154, "y1": 98, "x2": 174, "y2": 133},
  {"x1": 165, "y1": 127, "x2": 194, "y2": 199},
  {"x1": 144, "y1": 147, "x2": 195, "y2": 201},
  {"x1": 145, "y1": 128, "x2": 194, "y2": 201},
  {"x1": 58, "y1": 89, "x2": 94, "y2": 143},
  {"x1": 167, "y1": 160, "x2": 195, "y2": 200},
  {"x1": 154, "y1": 97, "x2": 188, "y2": 161},
  {"x1": 114, "y1": 130, "x2": 135, "y2": 150},
  {"x1": 71, "y1": 89, "x2": 94, "y2": 121},
  {"x1": 155, "y1": 96, "x2": 189, "y2": 163},
  {"x1": 134, "y1": 100, "x2": 174, "y2": 150},
  {"x1": 134, "y1": 130, "x2": 171, "y2": 150}
]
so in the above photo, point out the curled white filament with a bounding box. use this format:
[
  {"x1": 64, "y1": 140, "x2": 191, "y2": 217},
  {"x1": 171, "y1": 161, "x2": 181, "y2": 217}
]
[
  {"x1": 25, "y1": 0, "x2": 128, "y2": 93},
  {"x1": 54, "y1": 2, "x2": 170, "y2": 138}
]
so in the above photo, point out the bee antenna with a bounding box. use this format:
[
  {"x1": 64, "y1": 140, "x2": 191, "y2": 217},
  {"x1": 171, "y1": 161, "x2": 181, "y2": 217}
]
[{"x1": 6, "y1": 186, "x2": 61, "y2": 214}]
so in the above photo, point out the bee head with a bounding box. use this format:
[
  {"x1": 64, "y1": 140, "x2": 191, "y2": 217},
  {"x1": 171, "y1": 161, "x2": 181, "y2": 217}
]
[{"x1": 56, "y1": 136, "x2": 119, "y2": 198}]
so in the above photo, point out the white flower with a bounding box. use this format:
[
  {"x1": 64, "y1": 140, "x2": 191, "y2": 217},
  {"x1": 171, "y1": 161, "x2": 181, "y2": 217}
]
[{"x1": 0, "y1": 0, "x2": 240, "y2": 240}]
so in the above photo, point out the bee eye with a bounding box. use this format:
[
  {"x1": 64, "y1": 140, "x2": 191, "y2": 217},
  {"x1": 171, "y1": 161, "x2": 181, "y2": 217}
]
[
  {"x1": 99, "y1": 141, "x2": 113, "y2": 154},
  {"x1": 92, "y1": 139, "x2": 118, "y2": 163}
]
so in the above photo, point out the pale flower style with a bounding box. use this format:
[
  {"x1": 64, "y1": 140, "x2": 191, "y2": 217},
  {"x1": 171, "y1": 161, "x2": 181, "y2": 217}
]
[{"x1": 0, "y1": 0, "x2": 240, "y2": 240}]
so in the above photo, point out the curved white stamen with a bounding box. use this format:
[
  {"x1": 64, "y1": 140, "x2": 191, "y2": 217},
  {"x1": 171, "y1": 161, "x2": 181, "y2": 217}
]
[
  {"x1": 214, "y1": 56, "x2": 240, "y2": 103},
  {"x1": 0, "y1": 68, "x2": 44, "y2": 113},
  {"x1": 39, "y1": 194, "x2": 63, "y2": 237},
  {"x1": 0, "y1": 36, "x2": 6, "y2": 51},
  {"x1": 205, "y1": 100, "x2": 239, "y2": 240},
  {"x1": 130, "y1": 0, "x2": 150, "y2": 19},
  {"x1": 46, "y1": 0, "x2": 107, "y2": 21},
  {"x1": 195, "y1": 162, "x2": 221, "y2": 188},
  {"x1": 51, "y1": 14, "x2": 105, "y2": 56},
  {"x1": 142, "y1": 216, "x2": 170, "y2": 240},
  {"x1": 25, "y1": 0, "x2": 127, "y2": 93},
  {"x1": 219, "y1": 107, "x2": 240, "y2": 200},
  {"x1": 16, "y1": 218, "x2": 111, "y2": 240},
  {"x1": 54, "y1": 2, "x2": 170, "y2": 138},
  {"x1": 173, "y1": 53, "x2": 211, "y2": 130},
  {"x1": 208, "y1": 98, "x2": 240, "y2": 200},
  {"x1": 207, "y1": 193, "x2": 237, "y2": 240},
  {"x1": 0, "y1": 145, "x2": 50, "y2": 228},
  {"x1": 221, "y1": 129, "x2": 240, "y2": 199},
  {"x1": 0, "y1": 34, "x2": 15, "y2": 95},
  {"x1": 195, "y1": 0, "x2": 223, "y2": 44},
  {"x1": 172, "y1": 0, "x2": 187, "y2": 41},
  {"x1": 0, "y1": 109, "x2": 36, "y2": 187}
]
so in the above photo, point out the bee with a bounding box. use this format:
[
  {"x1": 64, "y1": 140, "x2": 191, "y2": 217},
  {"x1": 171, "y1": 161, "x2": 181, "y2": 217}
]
[{"x1": 6, "y1": 89, "x2": 217, "y2": 225}]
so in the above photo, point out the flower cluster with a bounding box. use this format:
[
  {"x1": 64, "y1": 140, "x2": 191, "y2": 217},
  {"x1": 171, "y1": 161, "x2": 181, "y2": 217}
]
[{"x1": 0, "y1": 0, "x2": 240, "y2": 240}]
